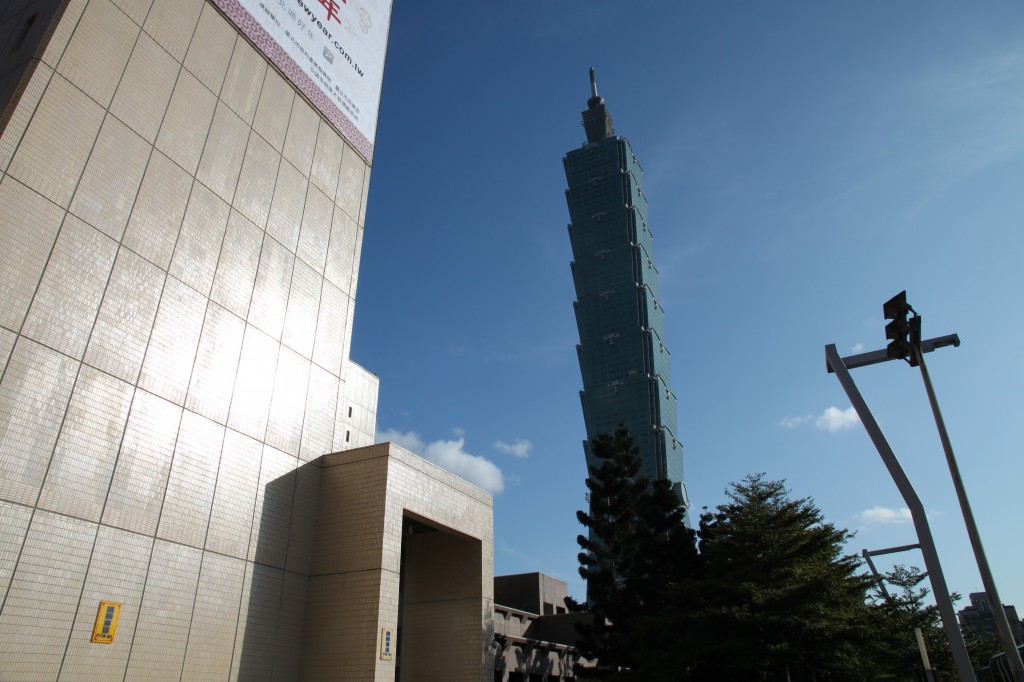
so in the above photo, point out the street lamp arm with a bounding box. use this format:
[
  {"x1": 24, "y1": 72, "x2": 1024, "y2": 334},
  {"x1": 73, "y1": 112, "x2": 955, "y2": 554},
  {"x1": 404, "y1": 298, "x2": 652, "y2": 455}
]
[{"x1": 826, "y1": 334, "x2": 960, "y2": 373}]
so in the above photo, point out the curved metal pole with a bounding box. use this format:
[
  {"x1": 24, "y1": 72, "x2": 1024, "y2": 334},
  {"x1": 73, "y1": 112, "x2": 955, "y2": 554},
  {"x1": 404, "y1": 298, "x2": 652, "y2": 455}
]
[
  {"x1": 913, "y1": 346, "x2": 1024, "y2": 682},
  {"x1": 826, "y1": 344, "x2": 974, "y2": 681}
]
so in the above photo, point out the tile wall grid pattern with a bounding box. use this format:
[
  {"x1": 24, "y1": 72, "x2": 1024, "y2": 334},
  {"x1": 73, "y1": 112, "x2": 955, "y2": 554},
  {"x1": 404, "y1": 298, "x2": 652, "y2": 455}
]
[{"x1": 0, "y1": 0, "x2": 378, "y2": 678}]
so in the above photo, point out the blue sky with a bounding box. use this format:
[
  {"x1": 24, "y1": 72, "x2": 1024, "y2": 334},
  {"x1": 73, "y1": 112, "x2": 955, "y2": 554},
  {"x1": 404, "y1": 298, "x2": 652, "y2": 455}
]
[{"x1": 351, "y1": 2, "x2": 1024, "y2": 605}]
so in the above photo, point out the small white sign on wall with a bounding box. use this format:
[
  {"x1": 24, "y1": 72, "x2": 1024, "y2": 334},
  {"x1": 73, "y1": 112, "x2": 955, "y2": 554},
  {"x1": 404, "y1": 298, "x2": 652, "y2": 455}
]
[{"x1": 380, "y1": 627, "x2": 394, "y2": 661}]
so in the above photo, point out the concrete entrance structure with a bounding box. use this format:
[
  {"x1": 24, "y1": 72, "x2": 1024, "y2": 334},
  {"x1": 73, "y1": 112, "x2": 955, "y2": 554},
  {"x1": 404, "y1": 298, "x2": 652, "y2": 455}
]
[{"x1": 303, "y1": 443, "x2": 494, "y2": 681}]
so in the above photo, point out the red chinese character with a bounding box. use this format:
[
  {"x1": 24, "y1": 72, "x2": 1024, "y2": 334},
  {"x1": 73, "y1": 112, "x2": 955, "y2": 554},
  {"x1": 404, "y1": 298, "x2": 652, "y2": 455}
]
[{"x1": 318, "y1": 0, "x2": 344, "y2": 25}]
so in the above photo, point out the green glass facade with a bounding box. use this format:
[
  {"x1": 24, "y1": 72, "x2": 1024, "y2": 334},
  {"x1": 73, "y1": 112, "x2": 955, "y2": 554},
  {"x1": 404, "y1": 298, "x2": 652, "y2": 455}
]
[{"x1": 563, "y1": 79, "x2": 687, "y2": 506}]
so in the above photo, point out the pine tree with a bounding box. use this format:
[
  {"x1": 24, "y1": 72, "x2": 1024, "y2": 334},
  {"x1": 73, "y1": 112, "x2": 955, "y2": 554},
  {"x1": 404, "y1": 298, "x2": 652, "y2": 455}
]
[
  {"x1": 568, "y1": 427, "x2": 697, "y2": 680},
  {"x1": 681, "y1": 474, "x2": 876, "y2": 680}
]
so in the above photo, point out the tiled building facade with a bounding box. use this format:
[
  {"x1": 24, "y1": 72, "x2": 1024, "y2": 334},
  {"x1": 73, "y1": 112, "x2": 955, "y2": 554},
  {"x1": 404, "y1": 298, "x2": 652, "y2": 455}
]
[{"x1": 0, "y1": 1, "x2": 495, "y2": 680}]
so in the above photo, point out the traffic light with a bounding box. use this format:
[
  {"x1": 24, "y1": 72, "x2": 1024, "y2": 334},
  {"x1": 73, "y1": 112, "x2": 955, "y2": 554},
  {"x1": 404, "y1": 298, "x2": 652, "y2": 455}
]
[
  {"x1": 883, "y1": 290, "x2": 919, "y2": 364},
  {"x1": 907, "y1": 315, "x2": 921, "y2": 366}
]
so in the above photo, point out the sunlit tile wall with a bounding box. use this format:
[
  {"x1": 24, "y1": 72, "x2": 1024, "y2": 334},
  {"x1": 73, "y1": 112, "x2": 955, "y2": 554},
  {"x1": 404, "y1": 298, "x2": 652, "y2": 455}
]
[{"x1": 0, "y1": 0, "x2": 378, "y2": 678}]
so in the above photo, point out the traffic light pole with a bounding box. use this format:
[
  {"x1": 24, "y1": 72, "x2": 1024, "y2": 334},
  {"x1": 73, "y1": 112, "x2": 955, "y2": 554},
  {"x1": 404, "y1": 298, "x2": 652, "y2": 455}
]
[
  {"x1": 912, "y1": 345, "x2": 1024, "y2": 682},
  {"x1": 825, "y1": 344, "x2": 975, "y2": 682}
]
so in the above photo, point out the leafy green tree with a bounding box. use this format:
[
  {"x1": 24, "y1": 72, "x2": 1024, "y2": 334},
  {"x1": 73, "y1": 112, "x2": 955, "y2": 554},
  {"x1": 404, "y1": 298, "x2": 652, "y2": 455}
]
[
  {"x1": 568, "y1": 427, "x2": 697, "y2": 681},
  {"x1": 962, "y1": 624, "x2": 1003, "y2": 675},
  {"x1": 863, "y1": 564, "x2": 1011, "y2": 679},
  {"x1": 864, "y1": 564, "x2": 955, "y2": 679},
  {"x1": 571, "y1": 465, "x2": 930, "y2": 680},
  {"x1": 679, "y1": 474, "x2": 877, "y2": 681}
]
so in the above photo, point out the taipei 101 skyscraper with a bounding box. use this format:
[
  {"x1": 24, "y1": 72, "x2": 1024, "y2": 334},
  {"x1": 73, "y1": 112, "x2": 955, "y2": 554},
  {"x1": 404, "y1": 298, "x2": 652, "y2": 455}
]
[{"x1": 563, "y1": 69, "x2": 689, "y2": 512}]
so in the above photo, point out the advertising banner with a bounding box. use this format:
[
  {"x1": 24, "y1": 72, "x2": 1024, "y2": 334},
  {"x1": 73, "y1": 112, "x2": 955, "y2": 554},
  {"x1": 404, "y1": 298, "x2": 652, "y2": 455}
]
[{"x1": 213, "y1": 0, "x2": 392, "y2": 163}]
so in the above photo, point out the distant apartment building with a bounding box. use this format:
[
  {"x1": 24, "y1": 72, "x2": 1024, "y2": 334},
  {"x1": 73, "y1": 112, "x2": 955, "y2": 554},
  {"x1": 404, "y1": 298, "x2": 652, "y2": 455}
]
[{"x1": 958, "y1": 592, "x2": 1024, "y2": 646}]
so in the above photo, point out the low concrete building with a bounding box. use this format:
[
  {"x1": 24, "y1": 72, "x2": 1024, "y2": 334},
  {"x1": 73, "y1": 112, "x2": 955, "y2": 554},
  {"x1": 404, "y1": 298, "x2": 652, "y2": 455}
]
[{"x1": 493, "y1": 573, "x2": 587, "y2": 682}]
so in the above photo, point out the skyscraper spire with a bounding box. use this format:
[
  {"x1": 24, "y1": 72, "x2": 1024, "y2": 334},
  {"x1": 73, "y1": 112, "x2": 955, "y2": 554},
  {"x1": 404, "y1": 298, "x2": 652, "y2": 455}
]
[
  {"x1": 564, "y1": 72, "x2": 688, "y2": 525},
  {"x1": 582, "y1": 67, "x2": 614, "y2": 143}
]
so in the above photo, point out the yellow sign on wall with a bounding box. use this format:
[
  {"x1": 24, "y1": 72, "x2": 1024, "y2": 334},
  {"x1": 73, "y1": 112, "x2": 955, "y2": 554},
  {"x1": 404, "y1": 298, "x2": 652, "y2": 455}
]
[
  {"x1": 91, "y1": 601, "x2": 121, "y2": 644},
  {"x1": 380, "y1": 627, "x2": 394, "y2": 661}
]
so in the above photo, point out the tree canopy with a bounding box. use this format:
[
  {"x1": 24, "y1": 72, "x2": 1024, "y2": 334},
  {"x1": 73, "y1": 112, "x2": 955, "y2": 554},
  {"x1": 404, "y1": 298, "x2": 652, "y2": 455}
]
[
  {"x1": 569, "y1": 431, "x2": 987, "y2": 680},
  {"x1": 679, "y1": 473, "x2": 877, "y2": 680},
  {"x1": 570, "y1": 431, "x2": 916, "y2": 681},
  {"x1": 863, "y1": 564, "x2": 952, "y2": 677},
  {"x1": 865, "y1": 564, "x2": 1007, "y2": 679}
]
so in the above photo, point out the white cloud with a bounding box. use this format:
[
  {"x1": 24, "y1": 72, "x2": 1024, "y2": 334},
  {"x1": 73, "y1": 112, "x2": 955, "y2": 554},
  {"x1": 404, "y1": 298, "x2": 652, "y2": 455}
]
[
  {"x1": 779, "y1": 415, "x2": 813, "y2": 429},
  {"x1": 852, "y1": 342, "x2": 865, "y2": 353},
  {"x1": 856, "y1": 506, "x2": 912, "y2": 525},
  {"x1": 816, "y1": 406, "x2": 861, "y2": 432},
  {"x1": 423, "y1": 437, "x2": 504, "y2": 494},
  {"x1": 376, "y1": 427, "x2": 424, "y2": 452},
  {"x1": 779, "y1": 406, "x2": 861, "y2": 432},
  {"x1": 376, "y1": 428, "x2": 505, "y2": 494},
  {"x1": 494, "y1": 439, "x2": 533, "y2": 458}
]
